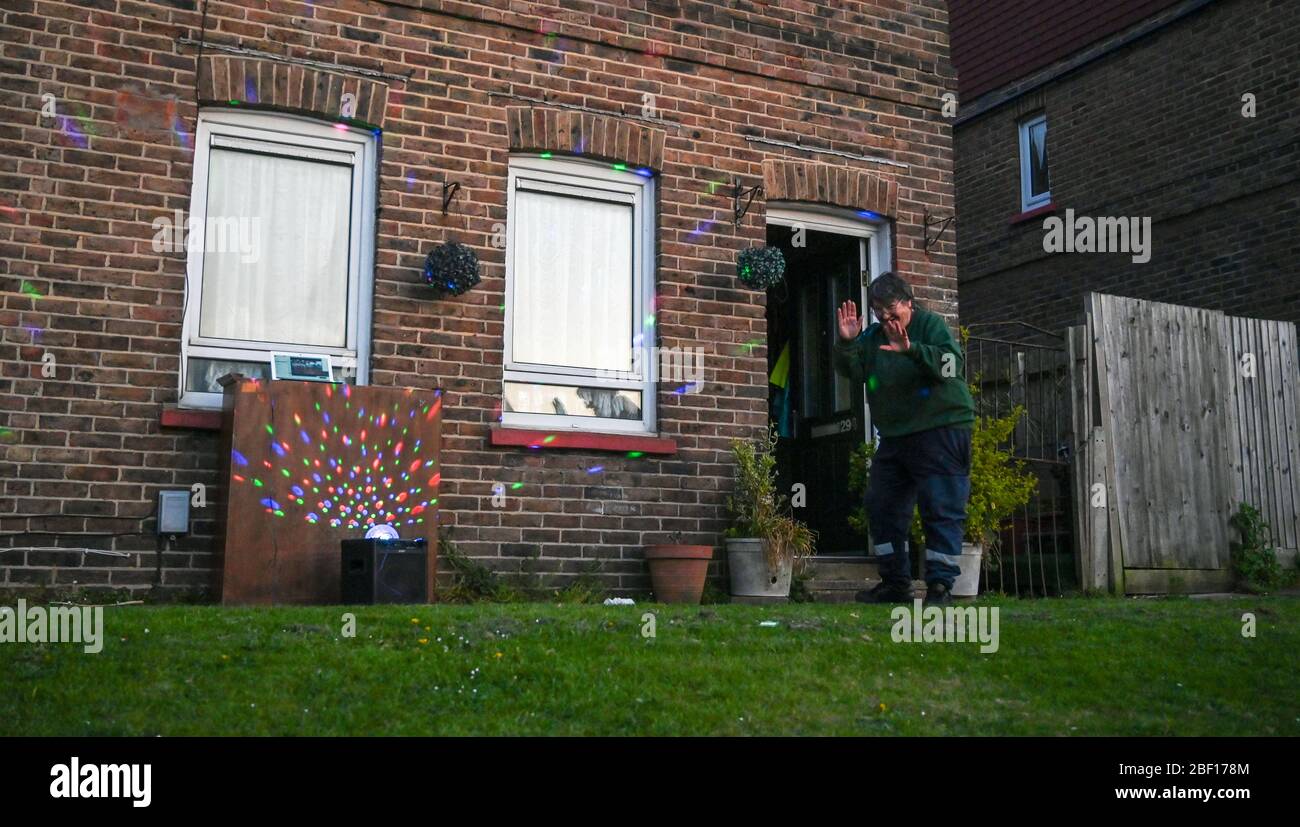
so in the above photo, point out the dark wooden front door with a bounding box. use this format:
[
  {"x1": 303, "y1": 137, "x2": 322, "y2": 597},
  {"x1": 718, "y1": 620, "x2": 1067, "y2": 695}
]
[{"x1": 766, "y1": 224, "x2": 869, "y2": 555}]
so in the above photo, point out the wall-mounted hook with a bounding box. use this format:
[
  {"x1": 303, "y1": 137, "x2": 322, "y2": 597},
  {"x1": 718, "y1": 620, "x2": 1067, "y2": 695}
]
[
  {"x1": 733, "y1": 179, "x2": 763, "y2": 226},
  {"x1": 923, "y1": 207, "x2": 955, "y2": 253},
  {"x1": 441, "y1": 180, "x2": 462, "y2": 215}
]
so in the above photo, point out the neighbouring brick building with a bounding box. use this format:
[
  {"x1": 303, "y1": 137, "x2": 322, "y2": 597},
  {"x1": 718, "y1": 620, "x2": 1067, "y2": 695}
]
[
  {"x1": 0, "y1": 0, "x2": 957, "y2": 599},
  {"x1": 950, "y1": 0, "x2": 1300, "y2": 339}
]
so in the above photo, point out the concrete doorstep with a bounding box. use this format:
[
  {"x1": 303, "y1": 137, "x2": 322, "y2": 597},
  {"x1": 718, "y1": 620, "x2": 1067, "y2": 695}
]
[{"x1": 800, "y1": 556, "x2": 934, "y2": 603}]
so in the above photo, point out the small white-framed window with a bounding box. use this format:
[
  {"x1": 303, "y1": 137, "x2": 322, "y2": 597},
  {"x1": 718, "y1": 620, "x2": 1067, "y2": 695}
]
[
  {"x1": 178, "y1": 110, "x2": 377, "y2": 408},
  {"x1": 503, "y1": 155, "x2": 656, "y2": 434},
  {"x1": 1018, "y1": 112, "x2": 1051, "y2": 212}
]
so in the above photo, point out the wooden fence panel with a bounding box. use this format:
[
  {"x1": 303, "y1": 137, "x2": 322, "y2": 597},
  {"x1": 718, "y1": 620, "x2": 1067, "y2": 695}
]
[
  {"x1": 1095, "y1": 295, "x2": 1221, "y2": 567},
  {"x1": 1072, "y1": 293, "x2": 1298, "y2": 593},
  {"x1": 1067, "y1": 325, "x2": 1102, "y2": 589},
  {"x1": 1089, "y1": 294, "x2": 1128, "y2": 589},
  {"x1": 1276, "y1": 320, "x2": 1300, "y2": 551},
  {"x1": 1228, "y1": 316, "x2": 1300, "y2": 552}
]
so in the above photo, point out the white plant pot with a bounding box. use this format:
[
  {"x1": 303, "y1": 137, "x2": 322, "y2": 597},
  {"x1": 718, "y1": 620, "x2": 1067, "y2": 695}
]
[
  {"x1": 725, "y1": 537, "x2": 792, "y2": 601},
  {"x1": 952, "y1": 542, "x2": 983, "y2": 597}
]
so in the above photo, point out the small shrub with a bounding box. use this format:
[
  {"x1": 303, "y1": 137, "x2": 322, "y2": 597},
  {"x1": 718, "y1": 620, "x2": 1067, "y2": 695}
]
[
  {"x1": 550, "y1": 567, "x2": 608, "y2": 604},
  {"x1": 700, "y1": 580, "x2": 730, "y2": 605},
  {"x1": 789, "y1": 568, "x2": 815, "y2": 603},
  {"x1": 966, "y1": 405, "x2": 1038, "y2": 558},
  {"x1": 439, "y1": 532, "x2": 524, "y2": 603},
  {"x1": 1229, "y1": 504, "x2": 1292, "y2": 593},
  {"x1": 726, "y1": 425, "x2": 816, "y2": 573}
]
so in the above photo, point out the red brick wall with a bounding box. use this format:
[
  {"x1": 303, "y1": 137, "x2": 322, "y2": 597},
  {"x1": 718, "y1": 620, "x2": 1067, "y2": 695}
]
[
  {"x1": 955, "y1": 0, "x2": 1300, "y2": 337},
  {"x1": 0, "y1": 0, "x2": 957, "y2": 598}
]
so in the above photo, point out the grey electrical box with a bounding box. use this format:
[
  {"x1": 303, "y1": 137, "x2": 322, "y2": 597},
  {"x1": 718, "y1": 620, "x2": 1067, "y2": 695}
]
[{"x1": 157, "y1": 490, "x2": 191, "y2": 536}]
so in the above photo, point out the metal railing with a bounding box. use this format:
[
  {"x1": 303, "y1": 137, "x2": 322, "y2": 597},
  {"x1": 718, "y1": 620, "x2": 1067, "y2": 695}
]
[{"x1": 965, "y1": 323, "x2": 1075, "y2": 597}]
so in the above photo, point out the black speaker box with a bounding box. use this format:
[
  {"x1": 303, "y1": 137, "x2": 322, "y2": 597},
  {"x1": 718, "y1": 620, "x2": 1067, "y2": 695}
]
[{"x1": 340, "y1": 538, "x2": 428, "y2": 604}]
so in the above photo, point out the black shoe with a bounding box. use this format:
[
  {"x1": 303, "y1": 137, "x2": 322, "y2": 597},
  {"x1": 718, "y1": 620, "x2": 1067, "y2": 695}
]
[
  {"x1": 855, "y1": 581, "x2": 914, "y2": 604},
  {"x1": 923, "y1": 581, "x2": 953, "y2": 608}
]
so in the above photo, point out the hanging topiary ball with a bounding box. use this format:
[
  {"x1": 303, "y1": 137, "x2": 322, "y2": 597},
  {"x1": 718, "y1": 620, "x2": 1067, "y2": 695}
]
[
  {"x1": 736, "y1": 245, "x2": 786, "y2": 290},
  {"x1": 423, "y1": 240, "x2": 480, "y2": 296}
]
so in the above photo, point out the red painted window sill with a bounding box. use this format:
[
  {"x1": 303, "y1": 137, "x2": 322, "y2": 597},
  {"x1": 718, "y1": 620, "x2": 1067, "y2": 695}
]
[
  {"x1": 489, "y1": 426, "x2": 677, "y2": 455},
  {"x1": 160, "y1": 408, "x2": 223, "y2": 430},
  {"x1": 1010, "y1": 202, "x2": 1057, "y2": 225}
]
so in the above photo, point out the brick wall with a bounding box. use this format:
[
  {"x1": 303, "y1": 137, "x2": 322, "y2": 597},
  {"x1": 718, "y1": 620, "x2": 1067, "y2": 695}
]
[
  {"x1": 0, "y1": 0, "x2": 957, "y2": 599},
  {"x1": 954, "y1": 0, "x2": 1300, "y2": 338}
]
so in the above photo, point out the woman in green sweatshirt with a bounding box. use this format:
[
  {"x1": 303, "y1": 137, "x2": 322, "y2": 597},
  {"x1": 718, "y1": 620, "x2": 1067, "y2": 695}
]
[{"x1": 833, "y1": 272, "x2": 975, "y2": 605}]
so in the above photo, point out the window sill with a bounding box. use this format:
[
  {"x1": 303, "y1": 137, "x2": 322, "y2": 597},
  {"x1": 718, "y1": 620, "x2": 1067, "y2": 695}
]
[
  {"x1": 489, "y1": 426, "x2": 677, "y2": 455},
  {"x1": 1010, "y1": 202, "x2": 1056, "y2": 225},
  {"x1": 160, "y1": 408, "x2": 223, "y2": 431}
]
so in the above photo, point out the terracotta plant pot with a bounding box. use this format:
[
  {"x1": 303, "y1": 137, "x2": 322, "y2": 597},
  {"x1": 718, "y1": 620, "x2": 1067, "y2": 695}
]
[{"x1": 644, "y1": 545, "x2": 713, "y2": 604}]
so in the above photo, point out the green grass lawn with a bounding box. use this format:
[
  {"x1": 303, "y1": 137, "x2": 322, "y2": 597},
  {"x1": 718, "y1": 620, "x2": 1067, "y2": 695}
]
[{"x1": 2, "y1": 597, "x2": 1297, "y2": 736}]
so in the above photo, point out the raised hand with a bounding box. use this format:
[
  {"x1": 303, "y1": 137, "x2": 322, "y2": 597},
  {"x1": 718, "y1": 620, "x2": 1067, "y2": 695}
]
[
  {"x1": 879, "y1": 318, "x2": 910, "y2": 352},
  {"x1": 836, "y1": 300, "x2": 862, "y2": 341}
]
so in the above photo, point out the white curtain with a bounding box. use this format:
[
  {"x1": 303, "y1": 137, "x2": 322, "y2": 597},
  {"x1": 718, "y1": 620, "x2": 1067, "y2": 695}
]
[
  {"x1": 198, "y1": 148, "x2": 351, "y2": 347},
  {"x1": 512, "y1": 188, "x2": 634, "y2": 372},
  {"x1": 1030, "y1": 121, "x2": 1049, "y2": 192}
]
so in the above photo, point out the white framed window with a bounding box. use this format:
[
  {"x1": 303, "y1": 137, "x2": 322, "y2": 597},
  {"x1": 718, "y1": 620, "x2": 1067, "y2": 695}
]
[
  {"x1": 503, "y1": 155, "x2": 656, "y2": 434},
  {"x1": 1018, "y1": 112, "x2": 1051, "y2": 212},
  {"x1": 179, "y1": 110, "x2": 377, "y2": 408}
]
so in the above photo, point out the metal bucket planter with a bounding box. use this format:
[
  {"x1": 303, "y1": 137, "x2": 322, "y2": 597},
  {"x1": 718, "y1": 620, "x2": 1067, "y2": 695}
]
[
  {"x1": 644, "y1": 544, "x2": 713, "y2": 604},
  {"x1": 725, "y1": 537, "x2": 792, "y2": 602},
  {"x1": 952, "y1": 542, "x2": 983, "y2": 597}
]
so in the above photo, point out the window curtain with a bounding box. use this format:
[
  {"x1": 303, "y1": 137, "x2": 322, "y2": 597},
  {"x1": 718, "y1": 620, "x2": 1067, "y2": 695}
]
[
  {"x1": 198, "y1": 148, "x2": 352, "y2": 347},
  {"x1": 1029, "y1": 122, "x2": 1049, "y2": 194},
  {"x1": 511, "y1": 188, "x2": 634, "y2": 373}
]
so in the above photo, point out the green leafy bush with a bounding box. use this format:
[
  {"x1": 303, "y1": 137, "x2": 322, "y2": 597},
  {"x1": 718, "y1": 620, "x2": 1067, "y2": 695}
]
[
  {"x1": 1229, "y1": 503, "x2": 1293, "y2": 593},
  {"x1": 736, "y1": 245, "x2": 786, "y2": 289},
  {"x1": 726, "y1": 425, "x2": 816, "y2": 573},
  {"x1": 439, "y1": 532, "x2": 528, "y2": 603},
  {"x1": 551, "y1": 574, "x2": 608, "y2": 604},
  {"x1": 966, "y1": 406, "x2": 1038, "y2": 550}
]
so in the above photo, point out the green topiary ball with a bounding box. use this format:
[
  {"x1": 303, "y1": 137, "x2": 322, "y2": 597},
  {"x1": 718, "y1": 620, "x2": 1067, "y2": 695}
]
[
  {"x1": 423, "y1": 241, "x2": 481, "y2": 296},
  {"x1": 736, "y1": 245, "x2": 786, "y2": 289}
]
